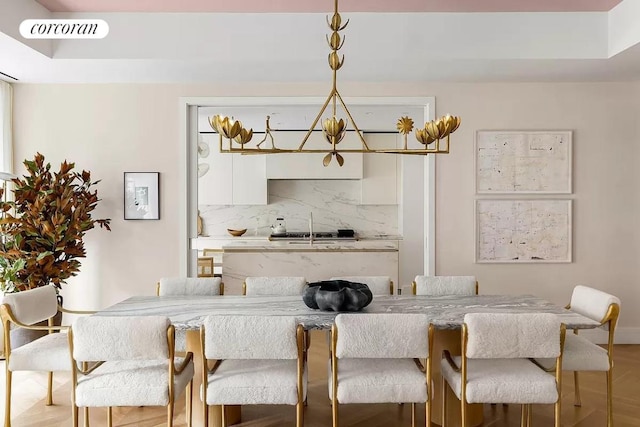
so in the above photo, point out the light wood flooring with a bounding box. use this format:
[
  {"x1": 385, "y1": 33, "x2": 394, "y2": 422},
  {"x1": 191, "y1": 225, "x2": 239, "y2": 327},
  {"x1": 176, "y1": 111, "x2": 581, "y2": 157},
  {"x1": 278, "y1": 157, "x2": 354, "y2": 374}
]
[{"x1": 1, "y1": 331, "x2": 639, "y2": 427}]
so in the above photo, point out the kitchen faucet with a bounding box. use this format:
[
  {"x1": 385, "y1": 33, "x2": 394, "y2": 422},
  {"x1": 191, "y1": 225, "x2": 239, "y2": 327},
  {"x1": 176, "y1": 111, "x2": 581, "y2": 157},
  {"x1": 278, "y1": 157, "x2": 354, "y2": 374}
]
[{"x1": 309, "y1": 212, "x2": 314, "y2": 245}]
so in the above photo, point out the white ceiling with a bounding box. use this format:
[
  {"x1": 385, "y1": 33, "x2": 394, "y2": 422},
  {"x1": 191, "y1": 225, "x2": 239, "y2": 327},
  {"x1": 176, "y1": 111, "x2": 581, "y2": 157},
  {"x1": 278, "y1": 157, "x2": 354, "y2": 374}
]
[{"x1": 1, "y1": 0, "x2": 639, "y2": 83}]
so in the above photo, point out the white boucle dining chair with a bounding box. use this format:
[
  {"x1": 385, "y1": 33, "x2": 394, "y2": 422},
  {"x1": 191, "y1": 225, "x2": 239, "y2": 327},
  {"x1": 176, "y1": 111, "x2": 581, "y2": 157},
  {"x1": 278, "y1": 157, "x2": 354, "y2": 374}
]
[
  {"x1": 0, "y1": 284, "x2": 94, "y2": 427},
  {"x1": 157, "y1": 277, "x2": 224, "y2": 296},
  {"x1": 329, "y1": 276, "x2": 394, "y2": 295},
  {"x1": 412, "y1": 276, "x2": 478, "y2": 296},
  {"x1": 441, "y1": 313, "x2": 565, "y2": 427},
  {"x1": 156, "y1": 277, "x2": 224, "y2": 354},
  {"x1": 201, "y1": 315, "x2": 306, "y2": 427},
  {"x1": 535, "y1": 285, "x2": 620, "y2": 427},
  {"x1": 242, "y1": 276, "x2": 307, "y2": 296},
  {"x1": 330, "y1": 313, "x2": 433, "y2": 427},
  {"x1": 69, "y1": 315, "x2": 194, "y2": 427}
]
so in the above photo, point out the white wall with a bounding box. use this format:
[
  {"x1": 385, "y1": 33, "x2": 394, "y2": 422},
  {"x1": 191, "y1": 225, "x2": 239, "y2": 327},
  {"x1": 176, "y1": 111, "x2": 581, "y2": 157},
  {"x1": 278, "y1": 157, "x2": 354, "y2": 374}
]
[{"x1": 12, "y1": 82, "x2": 640, "y2": 340}]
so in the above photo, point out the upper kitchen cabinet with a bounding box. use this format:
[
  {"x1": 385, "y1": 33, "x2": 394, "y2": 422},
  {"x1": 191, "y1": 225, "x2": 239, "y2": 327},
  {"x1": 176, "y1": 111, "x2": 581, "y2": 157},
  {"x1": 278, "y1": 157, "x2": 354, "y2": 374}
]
[
  {"x1": 198, "y1": 133, "x2": 267, "y2": 205},
  {"x1": 266, "y1": 131, "x2": 363, "y2": 179},
  {"x1": 361, "y1": 133, "x2": 400, "y2": 205}
]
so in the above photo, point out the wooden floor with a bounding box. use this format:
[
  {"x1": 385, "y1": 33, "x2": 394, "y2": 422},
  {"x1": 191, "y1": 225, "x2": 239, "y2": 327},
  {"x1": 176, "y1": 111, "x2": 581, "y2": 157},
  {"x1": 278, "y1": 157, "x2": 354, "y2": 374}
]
[{"x1": 2, "y1": 331, "x2": 639, "y2": 427}]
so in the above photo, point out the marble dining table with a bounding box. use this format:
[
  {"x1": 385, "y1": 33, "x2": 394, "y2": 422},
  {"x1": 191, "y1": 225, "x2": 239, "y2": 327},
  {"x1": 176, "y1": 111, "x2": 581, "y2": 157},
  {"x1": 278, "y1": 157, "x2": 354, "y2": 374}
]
[
  {"x1": 97, "y1": 293, "x2": 601, "y2": 330},
  {"x1": 95, "y1": 294, "x2": 599, "y2": 427}
]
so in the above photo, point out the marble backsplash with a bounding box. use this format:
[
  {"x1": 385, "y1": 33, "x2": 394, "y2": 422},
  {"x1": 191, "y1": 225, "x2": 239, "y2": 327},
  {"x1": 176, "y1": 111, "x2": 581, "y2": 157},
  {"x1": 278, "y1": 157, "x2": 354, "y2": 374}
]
[{"x1": 199, "y1": 180, "x2": 398, "y2": 238}]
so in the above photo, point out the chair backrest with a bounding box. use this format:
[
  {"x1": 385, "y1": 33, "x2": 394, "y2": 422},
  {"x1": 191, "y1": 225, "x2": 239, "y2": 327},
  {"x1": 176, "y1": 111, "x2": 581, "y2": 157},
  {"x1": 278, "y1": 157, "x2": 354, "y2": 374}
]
[
  {"x1": 158, "y1": 277, "x2": 223, "y2": 296},
  {"x1": 413, "y1": 276, "x2": 477, "y2": 296},
  {"x1": 72, "y1": 316, "x2": 170, "y2": 362},
  {"x1": 570, "y1": 285, "x2": 621, "y2": 325},
  {"x1": 243, "y1": 277, "x2": 307, "y2": 296},
  {"x1": 464, "y1": 313, "x2": 561, "y2": 359},
  {"x1": 202, "y1": 315, "x2": 299, "y2": 360},
  {"x1": 334, "y1": 313, "x2": 430, "y2": 359},
  {"x1": 329, "y1": 276, "x2": 393, "y2": 296},
  {"x1": 0, "y1": 285, "x2": 58, "y2": 325}
]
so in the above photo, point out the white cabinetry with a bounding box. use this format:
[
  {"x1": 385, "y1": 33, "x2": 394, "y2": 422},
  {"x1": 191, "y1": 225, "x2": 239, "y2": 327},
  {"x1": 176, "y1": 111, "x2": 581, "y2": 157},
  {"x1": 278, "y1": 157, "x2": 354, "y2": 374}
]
[
  {"x1": 198, "y1": 134, "x2": 267, "y2": 205},
  {"x1": 361, "y1": 133, "x2": 400, "y2": 205},
  {"x1": 266, "y1": 131, "x2": 363, "y2": 179}
]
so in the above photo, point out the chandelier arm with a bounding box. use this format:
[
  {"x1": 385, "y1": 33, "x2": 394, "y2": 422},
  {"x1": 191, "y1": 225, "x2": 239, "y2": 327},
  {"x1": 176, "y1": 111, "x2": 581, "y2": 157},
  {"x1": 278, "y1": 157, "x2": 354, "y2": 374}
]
[
  {"x1": 335, "y1": 90, "x2": 370, "y2": 151},
  {"x1": 298, "y1": 89, "x2": 336, "y2": 151}
]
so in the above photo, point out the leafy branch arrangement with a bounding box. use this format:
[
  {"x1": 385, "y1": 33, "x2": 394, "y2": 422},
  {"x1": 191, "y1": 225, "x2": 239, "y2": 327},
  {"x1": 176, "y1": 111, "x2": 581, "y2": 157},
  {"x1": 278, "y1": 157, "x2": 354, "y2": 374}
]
[{"x1": 0, "y1": 153, "x2": 111, "y2": 292}]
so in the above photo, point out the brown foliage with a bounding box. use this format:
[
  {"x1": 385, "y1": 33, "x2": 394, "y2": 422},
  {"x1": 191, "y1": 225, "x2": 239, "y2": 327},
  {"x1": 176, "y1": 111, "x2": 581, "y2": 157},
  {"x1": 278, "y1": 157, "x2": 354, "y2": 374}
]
[{"x1": 0, "y1": 153, "x2": 111, "y2": 291}]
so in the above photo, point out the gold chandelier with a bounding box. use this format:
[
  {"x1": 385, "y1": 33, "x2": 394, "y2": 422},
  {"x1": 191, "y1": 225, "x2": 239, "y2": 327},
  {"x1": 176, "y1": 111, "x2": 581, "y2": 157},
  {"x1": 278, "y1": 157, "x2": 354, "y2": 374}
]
[{"x1": 208, "y1": 0, "x2": 461, "y2": 166}]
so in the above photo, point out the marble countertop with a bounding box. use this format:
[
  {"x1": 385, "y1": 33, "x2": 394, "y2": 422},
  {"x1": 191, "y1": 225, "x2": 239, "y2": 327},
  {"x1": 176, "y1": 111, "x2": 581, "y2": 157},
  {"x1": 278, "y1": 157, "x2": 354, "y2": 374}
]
[
  {"x1": 96, "y1": 294, "x2": 600, "y2": 331},
  {"x1": 221, "y1": 240, "x2": 399, "y2": 252}
]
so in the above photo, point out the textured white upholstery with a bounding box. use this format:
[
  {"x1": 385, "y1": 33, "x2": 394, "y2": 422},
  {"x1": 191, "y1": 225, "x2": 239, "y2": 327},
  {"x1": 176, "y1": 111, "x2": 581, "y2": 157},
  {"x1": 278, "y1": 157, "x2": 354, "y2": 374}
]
[
  {"x1": 414, "y1": 276, "x2": 476, "y2": 296},
  {"x1": 536, "y1": 333, "x2": 610, "y2": 372},
  {"x1": 329, "y1": 358, "x2": 427, "y2": 403},
  {"x1": 465, "y1": 313, "x2": 561, "y2": 359},
  {"x1": 203, "y1": 315, "x2": 299, "y2": 360},
  {"x1": 335, "y1": 313, "x2": 429, "y2": 358},
  {"x1": 201, "y1": 314, "x2": 305, "y2": 421},
  {"x1": 570, "y1": 285, "x2": 620, "y2": 324},
  {"x1": 8, "y1": 332, "x2": 70, "y2": 372},
  {"x1": 73, "y1": 316, "x2": 170, "y2": 361},
  {"x1": 1, "y1": 284, "x2": 58, "y2": 325},
  {"x1": 158, "y1": 277, "x2": 222, "y2": 296},
  {"x1": 329, "y1": 276, "x2": 392, "y2": 296},
  {"x1": 205, "y1": 359, "x2": 307, "y2": 405},
  {"x1": 441, "y1": 356, "x2": 558, "y2": 404},
  {"x1": 244, "y1": 276, "x2": 307, "y2": 296},
  {"x1": 75, "y1": 358, "x2": 194, "y2": 407}
]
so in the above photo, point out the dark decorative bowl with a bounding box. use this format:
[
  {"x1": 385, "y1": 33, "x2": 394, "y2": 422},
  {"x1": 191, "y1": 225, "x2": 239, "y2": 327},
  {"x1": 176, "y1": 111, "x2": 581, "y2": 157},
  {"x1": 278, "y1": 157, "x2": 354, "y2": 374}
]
[{"x1": 302, "y1": 280, "x2": 373, "y2": 312}]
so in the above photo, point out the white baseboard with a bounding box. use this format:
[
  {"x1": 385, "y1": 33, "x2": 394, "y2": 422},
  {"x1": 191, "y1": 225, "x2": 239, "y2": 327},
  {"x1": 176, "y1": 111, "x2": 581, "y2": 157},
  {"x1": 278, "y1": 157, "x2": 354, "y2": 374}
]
[{"x1": 578, "y1": 327, "x2": 640, "y2": 344}]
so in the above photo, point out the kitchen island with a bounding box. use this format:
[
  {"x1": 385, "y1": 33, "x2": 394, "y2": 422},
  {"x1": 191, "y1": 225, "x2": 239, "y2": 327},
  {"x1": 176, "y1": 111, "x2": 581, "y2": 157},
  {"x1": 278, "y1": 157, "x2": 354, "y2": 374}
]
[{"x1": 221, "y1": 240, "x2": 399, "y2": 294}]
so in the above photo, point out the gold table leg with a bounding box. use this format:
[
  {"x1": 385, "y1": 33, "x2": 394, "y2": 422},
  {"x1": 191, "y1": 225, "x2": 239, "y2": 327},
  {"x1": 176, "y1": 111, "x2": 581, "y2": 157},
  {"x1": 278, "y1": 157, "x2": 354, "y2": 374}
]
[
  {"x1": 431, "y1": 329, "x2": 483, "y2": 427},
  {"x1": 186, "y1": 330, "x2": 241, "y2": 427}
]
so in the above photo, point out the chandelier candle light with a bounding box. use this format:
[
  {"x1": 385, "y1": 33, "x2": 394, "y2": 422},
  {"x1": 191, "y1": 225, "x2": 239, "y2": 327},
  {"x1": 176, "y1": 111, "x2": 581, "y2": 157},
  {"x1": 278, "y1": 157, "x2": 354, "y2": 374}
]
[{"x1": 209, "y1": 0, "x2": 461, "y2": 166}]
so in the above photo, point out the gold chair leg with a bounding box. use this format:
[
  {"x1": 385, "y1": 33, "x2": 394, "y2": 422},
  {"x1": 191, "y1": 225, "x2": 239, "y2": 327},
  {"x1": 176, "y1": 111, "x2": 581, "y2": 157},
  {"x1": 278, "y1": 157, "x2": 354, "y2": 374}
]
[
  {"x1": 527, "y1": 404, "x2": 533, "y2": 427},
  {"x1": 331, "y1": 396, "x2": 338, "y2": 427},
  {"x1": 606, "y1": 371, "x2": 614, "y2": 427},
  {"x1": 167, "y1": 402, "x2": 175, "y2": 427},
  {"x1": 426, "y1": 399, "x2": 431, "y2": 427},
  {"x1": 221, "y1": 404, "x2": 227, "y2": 427},
  {"x1": 520, "y1": 404, "x2": 527, "y2": 427},
  {"x1": 72, "y1": 405, "x2": 78, "y2": 427},
  {"x1": 5, "y1": 369, "x2": 12, "y2": 427},
  {"x1": 186, "y1": 380, "x2": 193, "y2": 427},
  {"x1": 574, "y1": 371, "x2": 582, "y2": 407},
  {"x1": 203, "y1": 403, "x2": 209, "y2": 427},
  {"x1": 107, "y1": 407, "x2": 113, "y2": 427},
  {"x1": 555, "y1": 398, "x2": 562, "y2": 427},
  {"x1": 296, "y1": 401, "x2": 304, "y2": 427},
  {"x1": 46, "y1": 372, "x2": 53, "y2": 406},
  {"x1": 441, "y1": 377, "x2": 447, "y2": 427},
  {"x1": 83, "y1": 407, "x2": 90, "y2": 427},
  {"x1": 411, "y1": 402, "x2": 416, "y2": 427},
  {"x1": 461, "y1": 395, "x2": 467, "y2": 427}
]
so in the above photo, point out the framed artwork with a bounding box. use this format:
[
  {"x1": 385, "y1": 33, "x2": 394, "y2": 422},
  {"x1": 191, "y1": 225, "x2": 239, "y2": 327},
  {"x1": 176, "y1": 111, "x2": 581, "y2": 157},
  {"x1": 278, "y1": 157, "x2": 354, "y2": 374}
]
[
  {"x1": 476, "y1": 199, "x2": 572, "y2": 263},
  {"x1": 124, "y1": 172, "x2": 160, "y2": 220},
  {"x1": 475, "y1": 130, "x2": 572, "y2": 194}
]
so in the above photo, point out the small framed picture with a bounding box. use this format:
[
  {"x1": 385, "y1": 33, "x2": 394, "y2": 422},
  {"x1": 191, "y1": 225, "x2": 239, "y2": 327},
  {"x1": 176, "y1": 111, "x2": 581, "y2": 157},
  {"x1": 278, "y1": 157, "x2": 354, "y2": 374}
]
[{"x1": 124, "y1": 172, "x2": 160, "y2": 220}]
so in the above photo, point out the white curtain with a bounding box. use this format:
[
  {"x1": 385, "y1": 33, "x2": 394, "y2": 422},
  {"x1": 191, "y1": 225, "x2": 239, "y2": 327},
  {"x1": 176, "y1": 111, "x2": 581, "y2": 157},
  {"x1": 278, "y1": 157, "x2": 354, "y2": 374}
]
[{"x1": 0, "y1": 81, "x2": 13, "y2": 174}]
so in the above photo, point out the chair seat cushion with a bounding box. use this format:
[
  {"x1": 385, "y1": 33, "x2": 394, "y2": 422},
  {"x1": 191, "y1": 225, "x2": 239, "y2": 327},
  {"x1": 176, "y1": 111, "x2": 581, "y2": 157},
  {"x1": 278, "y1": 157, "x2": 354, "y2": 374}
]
[
  {"x1": 205, "y1": 359, "x2": 306, "y2": 405},
  {"x1": 535, "y1": 333, "x2": 610, "y2": 371},
  {"x1": 329, "y1": 358, "x2": 427, "y2": 404},
  {"x1": 9, "y1": 332, "x2": 70, "y2": 372},
  {"x1": 441, "y1": 356, "x2": 558, "y2": 404},
  {"x1": 75, "y1": 358, "x2": 194, "y2": 407}
]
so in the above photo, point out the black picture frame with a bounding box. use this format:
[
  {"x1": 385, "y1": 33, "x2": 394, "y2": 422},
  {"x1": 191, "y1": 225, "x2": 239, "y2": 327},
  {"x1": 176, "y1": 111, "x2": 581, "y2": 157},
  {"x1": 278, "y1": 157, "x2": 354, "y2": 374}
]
[{"x1": 124, "y1": 172, "x2": 160, "y2": 220}]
